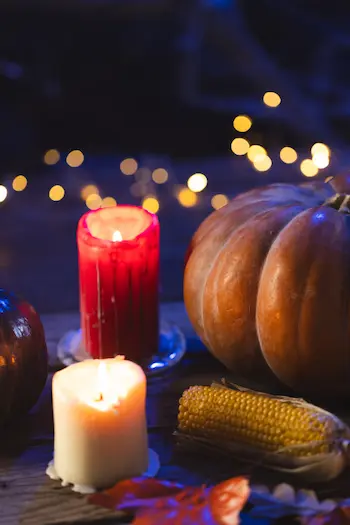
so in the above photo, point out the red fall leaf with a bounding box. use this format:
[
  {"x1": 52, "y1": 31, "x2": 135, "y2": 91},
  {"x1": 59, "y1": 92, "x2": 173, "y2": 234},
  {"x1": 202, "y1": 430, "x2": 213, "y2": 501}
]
[{"x1": 89, "y1": 476, "x2": 250, "y2": 525}]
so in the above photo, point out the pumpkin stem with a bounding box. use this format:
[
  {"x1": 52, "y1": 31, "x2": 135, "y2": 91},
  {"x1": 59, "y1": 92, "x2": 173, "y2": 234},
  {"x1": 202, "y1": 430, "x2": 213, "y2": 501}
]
[{"x1": 323, "y1": 193, "x2": 350, "y2": 214}]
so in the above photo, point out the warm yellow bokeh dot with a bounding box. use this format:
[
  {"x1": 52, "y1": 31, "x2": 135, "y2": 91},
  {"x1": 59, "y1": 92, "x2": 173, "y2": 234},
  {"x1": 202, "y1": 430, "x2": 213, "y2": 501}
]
[
  {"x1": 12, "y1": 175, "x2": 28, "y2": 191},
  {"x1": 247, "y1": 145, "x2": 267, "y2": 162},
  {"x1": 300, "y1": 159, "x2": 319, "y2": 177},
  {"x1": 152, "y1": 168, "x2": 169, "y2": 184},
  {"x1": 231, "y1": 138, "x2": 250, "y2": 155},
  {"x1": 312, "y1": 153, "x2": 330, "y2": 169},
  {"x1": 102, "y1": 197, "x2": 117, "y2": 208},
  {"x1": 263, "y1": 91, "x2": 281, "y2": 107},
  {"x1": 86, "y1": 193, "x2": 102, "y2": 210},
  {"x1": 177, "y1": 188, "x2": 198, "y2": 207},
  {"x1": 253, "y1": 156, "x2": 272, "y2": 172},
  {"x1": 66, "y1": 150, "x2": 84, "y2": 168},
  {"x1": 142, "y1": 196, "x2": 159, "y2": 214},
  {"x1": 311, "y1": 142, "x2": 330, "y2": 158},
  {"x1": 187, "y1": 173, "x2": 208, "y2": 193},
  {"x1": 0, "y1": 185, "x2": 7, "y2": 203},
  {"x1": 120, "y1": 158, "x2": 138, "y2": 175},
  {"x1": 49, "y1": 185, "x2": 65, "y2": 201},
  {"x1": 80, "y1": 184, "x2": 99, "y2": 201},
  {"x1": 280, "y1": 147, "x2": 298, "y2": 164},
  {"x1": 211, "y1": 194, "x2": 229, "y2": 210},
  {"x1": 44, "y1": 149, "x2": 60, "y2": 165},
  {"x1": 233, "y1": 115, "x2": 252, "y2": 133}
]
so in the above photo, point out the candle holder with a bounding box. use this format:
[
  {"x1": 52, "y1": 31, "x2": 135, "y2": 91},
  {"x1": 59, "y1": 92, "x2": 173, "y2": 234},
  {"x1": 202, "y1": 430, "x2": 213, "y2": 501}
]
[{"x1": 57, "y1": 320, "x2": 186, "y2": 376}]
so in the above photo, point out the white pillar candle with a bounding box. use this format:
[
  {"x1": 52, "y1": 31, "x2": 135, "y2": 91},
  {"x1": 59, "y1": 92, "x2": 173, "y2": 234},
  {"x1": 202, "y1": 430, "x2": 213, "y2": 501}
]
[{"x1": 52, "y1": 356, "x2": 148, "y2": 490}]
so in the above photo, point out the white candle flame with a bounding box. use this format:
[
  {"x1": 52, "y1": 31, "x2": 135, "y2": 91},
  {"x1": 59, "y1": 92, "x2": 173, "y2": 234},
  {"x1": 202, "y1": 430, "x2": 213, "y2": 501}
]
[
  {"x1": 93, "y1": 358, "x2": 128, "y2": 411},
  {"x1": 96, "y1": 361, "x2": 108, "y2": 402},
  {"x1": 112, "y1": 230, "x2": 123, "y2": 242}
]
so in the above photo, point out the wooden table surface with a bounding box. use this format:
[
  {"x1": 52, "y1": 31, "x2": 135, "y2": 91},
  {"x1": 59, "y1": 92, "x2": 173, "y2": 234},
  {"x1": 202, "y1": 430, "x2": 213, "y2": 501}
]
[{"x1": 1, "y1": 302, "x2": 350, "y2": 525}]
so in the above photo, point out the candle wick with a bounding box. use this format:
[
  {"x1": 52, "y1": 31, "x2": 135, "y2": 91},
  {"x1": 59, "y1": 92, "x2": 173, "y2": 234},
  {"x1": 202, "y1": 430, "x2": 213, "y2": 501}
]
[{"x1": 96, "y1": 392, "x2": 103, "y2": 402}]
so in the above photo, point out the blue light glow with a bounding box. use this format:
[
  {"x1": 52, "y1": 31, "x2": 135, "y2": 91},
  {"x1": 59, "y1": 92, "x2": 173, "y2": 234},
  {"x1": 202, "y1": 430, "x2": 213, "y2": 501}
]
[{"x1": 149, "y1": 361, "x2": 165, "y2": 369}]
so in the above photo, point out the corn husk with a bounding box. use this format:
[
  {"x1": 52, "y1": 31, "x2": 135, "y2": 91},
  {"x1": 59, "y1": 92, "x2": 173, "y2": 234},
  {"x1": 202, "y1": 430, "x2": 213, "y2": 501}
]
[{"x1": 175, "y1": 382, "x2": 350, "y2": 482}]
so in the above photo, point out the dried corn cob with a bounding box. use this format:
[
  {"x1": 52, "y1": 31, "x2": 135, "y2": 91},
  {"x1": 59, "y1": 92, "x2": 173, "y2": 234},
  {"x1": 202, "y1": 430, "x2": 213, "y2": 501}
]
[{"x1": 176, "y1": 384, "x2": 350, "y2": 482}]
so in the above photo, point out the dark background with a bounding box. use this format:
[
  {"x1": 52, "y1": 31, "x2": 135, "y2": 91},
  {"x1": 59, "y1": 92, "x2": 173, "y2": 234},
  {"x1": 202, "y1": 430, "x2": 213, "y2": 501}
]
[{"x1": 0, "y1": 0, "x2": 350, "y2": 312}]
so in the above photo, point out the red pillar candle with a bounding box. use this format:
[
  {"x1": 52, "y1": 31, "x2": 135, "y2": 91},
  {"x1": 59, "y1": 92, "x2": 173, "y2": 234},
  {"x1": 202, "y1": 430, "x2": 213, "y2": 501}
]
[{"x1": 77, "y1": 206, "x2": 159, "y2": 362}]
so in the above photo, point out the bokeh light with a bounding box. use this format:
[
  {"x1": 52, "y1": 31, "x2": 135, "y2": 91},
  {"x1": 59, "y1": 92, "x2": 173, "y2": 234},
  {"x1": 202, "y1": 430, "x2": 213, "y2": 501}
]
[
  {"x1": 263, "y1": 92, "x2": 281, "y2": 107},
  {"x1": 0, "y1": 186, "x2": 7, "y2": 203},
  {"x1": 49, "y1": 185, "x2": 65, "y2": 201},
  {"x1": 311, "y1": 143, "x2": 330, "y2": 157},
  {"x1": 135, "y1": 167, "x2": 152, "y2": 183},
  {"x1": 130, "y1": 182, "x2": 148, "y2": 198},
  {"x1": 312, "y1": 153, "x2": 330, "y2": 169},
  {"x1": 280, "y1": 147, "x2": 298, "y2": 164},
  {"x1": 253, "y1": 156, "x2": 272, "y2": 172},
  {"x1": 300, "y1": 159, "x2": 319, "y2": 177},
  {"x1": 142, "y1": 196, "x2": 159, "y2": 214},
  {"x1": 233, "y1": 115, "x2": 252, "y2": 133},
  {"x1": 120, "y1": 158, "x2": 138, "y2": 175},
  {"x1": 247, "y1": 145, "x2": 267, "y2": 162},
  {"x1": 86, "y1": 193, "x2": 102, "y2": 210},
  {"x1": 12, "y1": 175, "x2": 27, "y2": 191},
  {"x1": 211, "y1": 194, "x2": 229, "y2": 210},
  {"x1": 187, "y1": 173, "x2": 208, "y2": 193},
  {"x1": 66, "y1": 150, "x2": 84, "y2": 168},
  {"x1": 177, "y1": 188, "x2": 198, "y2": 207},
  {"x1": 231, "y1": 138, "x2": 250, "y2": 155},
  {"x1": 44, "y1": 149, "x2": 60, "y2": 165},
  {"x1": 152, "y1": 168, "x2": 168, "y2": 184},
  {"x1": 81, "y1": 184, "x2": 99, "y2": 201},
  {"x1": 102, "y1": 197, "x2": 117, "y2": 208}
]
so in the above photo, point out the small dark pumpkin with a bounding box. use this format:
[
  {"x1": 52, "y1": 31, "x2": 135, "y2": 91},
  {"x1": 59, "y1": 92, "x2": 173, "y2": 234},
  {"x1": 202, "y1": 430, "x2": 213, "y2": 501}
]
[{"x1": 0, "y1": 289, "x2": 48, "y2": 421}]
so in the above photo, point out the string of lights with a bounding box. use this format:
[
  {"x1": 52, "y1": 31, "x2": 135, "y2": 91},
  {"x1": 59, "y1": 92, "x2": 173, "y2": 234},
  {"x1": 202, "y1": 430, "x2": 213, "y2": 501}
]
[
  {"x1": 231, "y1": 91, "x2": 331, "y2": 178},
  {"x1": 0, "y1": 90, "x2": 332, "y2": 212}
]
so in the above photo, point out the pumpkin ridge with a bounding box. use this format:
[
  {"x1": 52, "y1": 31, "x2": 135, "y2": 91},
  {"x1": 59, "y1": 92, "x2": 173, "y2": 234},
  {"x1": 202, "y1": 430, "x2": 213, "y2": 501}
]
[
  {"x1": 197, "y1": 207, "x2": 270, "y2": 350},
  {"x1": 185, "y1": 197, "x2": 301, "y2": 346},
  {"x1": 202, "y1": 204, "x2": 307, "y2": 369},
  {"x1": 256, "y1": 207, "x2": 315, "y2": 386},
  {"x1": 256, "y1": 205, "x2": 350, "y2": 396},
  {"x1": 256, "y1": 207, "x2": 310, "y2": 374},
  {"x1": 195, "y1": 201, "x2": 288, "y2": 346}
]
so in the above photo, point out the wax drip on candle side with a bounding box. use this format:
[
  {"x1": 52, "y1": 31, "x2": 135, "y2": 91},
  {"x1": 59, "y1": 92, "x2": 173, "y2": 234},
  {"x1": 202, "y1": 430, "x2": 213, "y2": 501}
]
[
  {"x1": 46, "y1": 449, "x2": 160, "y2": 494},
  {"x1": 46, "y1": 461, "x2": 96, "y2": 494}
]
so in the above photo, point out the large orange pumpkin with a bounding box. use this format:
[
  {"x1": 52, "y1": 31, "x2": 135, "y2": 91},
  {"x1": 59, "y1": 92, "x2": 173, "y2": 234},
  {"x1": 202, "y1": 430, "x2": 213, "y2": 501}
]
[{"x1": 184, "y1": 177, "x2": 350, "y2": 397}]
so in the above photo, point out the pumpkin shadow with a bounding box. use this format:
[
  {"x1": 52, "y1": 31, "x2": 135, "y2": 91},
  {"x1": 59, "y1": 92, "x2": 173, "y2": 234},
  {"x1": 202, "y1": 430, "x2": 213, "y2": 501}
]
[{"x1": 0, "y1": 375, "x2": 53, "y2": 459}]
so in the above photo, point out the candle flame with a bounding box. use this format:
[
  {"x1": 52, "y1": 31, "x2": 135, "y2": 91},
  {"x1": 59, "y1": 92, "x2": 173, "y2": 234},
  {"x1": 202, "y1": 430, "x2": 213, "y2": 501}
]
[
  {"x1": 90, "y1": 357, "x2": 130, "y2": 412},
  {"x1": 112, "y1": 230, "x2": 123, "y2": 242},
  {"x1": 96, "y1": 361, "x2": 108, "y2": 402}
]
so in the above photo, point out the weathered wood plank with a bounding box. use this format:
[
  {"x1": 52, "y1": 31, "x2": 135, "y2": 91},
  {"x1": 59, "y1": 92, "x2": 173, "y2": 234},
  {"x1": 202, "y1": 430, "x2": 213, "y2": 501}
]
[{"x1": 2, "y1": 304, "x2": 350, "y2": 524}]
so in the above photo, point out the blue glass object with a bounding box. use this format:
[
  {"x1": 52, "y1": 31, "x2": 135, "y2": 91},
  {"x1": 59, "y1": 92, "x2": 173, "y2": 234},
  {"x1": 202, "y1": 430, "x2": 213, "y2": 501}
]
[{"x1": 57, "y1": 319, "x2": 186, "y2": 377}]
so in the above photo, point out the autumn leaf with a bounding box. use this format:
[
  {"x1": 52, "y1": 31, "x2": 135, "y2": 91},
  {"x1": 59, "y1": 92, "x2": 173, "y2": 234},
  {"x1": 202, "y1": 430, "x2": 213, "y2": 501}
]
[
  {"x1": 300, "y1": 506, "x2": 350, "y2": 525},
  {"x1": 89, "y1": 476, "x2": 250, "y2": 525},
  {"x1": 90, "y1": 478, "x2": 184, "y2": 511}
]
